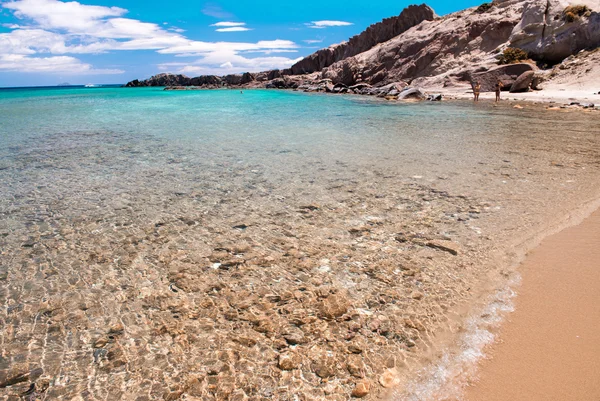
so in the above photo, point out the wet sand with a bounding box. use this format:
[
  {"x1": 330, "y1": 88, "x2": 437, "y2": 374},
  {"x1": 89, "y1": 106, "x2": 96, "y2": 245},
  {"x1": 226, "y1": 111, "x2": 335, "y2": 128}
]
[{"x1": 465, "y1": 208, "x2": 600, "y2": 401}]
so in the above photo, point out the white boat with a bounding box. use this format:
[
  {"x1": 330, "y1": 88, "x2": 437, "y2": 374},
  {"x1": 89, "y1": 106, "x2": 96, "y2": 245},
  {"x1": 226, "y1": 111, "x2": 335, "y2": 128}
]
[{"x1": 84, "y1": 84, "x2": 98, "y2": 88}]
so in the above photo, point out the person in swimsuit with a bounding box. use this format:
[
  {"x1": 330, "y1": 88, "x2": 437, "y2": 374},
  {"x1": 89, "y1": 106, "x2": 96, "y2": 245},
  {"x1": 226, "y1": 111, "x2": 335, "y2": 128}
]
[
  {"x1": 473, "y1": 81, "x2": 481, "y2": 102},
  {"x1": 495, "y1": 80, "x2": 504, "y2": 102}
]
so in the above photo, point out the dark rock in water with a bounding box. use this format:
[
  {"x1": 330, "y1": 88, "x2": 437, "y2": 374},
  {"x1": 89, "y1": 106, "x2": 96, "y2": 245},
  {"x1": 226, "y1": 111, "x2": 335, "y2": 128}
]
[
  {"x1": 351, "y1": 381, "x2": 371, "y2": 398},
  {"x1": 318, "y1": 293, "x2": 349, "y2": 319},
  {"x1": 427, "y1": 94, "x2": 443, "y2": 101},
  {"x1": 510, "y1": 70, "x2": 535, "y2": 93},
  {"x1": 125, "y1": 73, "x2": 191, "y2": 87},
  {"x1": 125, "y1": 79, "x2": 141, "y2": 87},
  {"x1": 189, "y1": 75, "x2": 222, "y2": 86},
  {"x1": 470, "y1": 63, "x2": 536, "y2": 92},
  {"x1": 0, "y1": 368, "x2": 43, "y2": 388},
  {"x1": 426, "y1": 241, "x2": 459, "y2": 255},
  {"x1": 398, "y1": 87, "x2": 426, "y2": 100}
]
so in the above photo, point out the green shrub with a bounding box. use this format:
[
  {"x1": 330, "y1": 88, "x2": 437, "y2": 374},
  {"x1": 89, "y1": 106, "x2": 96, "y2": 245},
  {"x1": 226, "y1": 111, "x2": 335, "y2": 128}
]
[
  {"x1": 498, "y1": 48, "x2": 529, "y2": 65},
  {"x1": 563, "y1": 5, "x2": 592, "y2": 22},
  {"x1": 475, "y1": 2, "x2": 493, "y2": 13}
]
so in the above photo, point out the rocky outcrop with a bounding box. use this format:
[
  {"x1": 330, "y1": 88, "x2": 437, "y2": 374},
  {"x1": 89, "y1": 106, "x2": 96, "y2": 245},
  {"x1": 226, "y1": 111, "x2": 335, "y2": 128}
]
[
  {"x1": 125, "y1": 73, "x2": 192, "y2": 87},
  {"x1": 510, "y1": 70, "x2": 536, "y2": 92},
  {"x1": 470, "y1": 63, "x2": 537, "y2": 91},
  {"x1": 505, "y1": 0, "x2": 600, "y2": 62},
  {"x1": 126, "y1": 1, "x2": 600, "y2": 96},
  {"x1": 189, "y1": 75, "x2": 221, "y2": 86},
  {"x1": 318, "y1": 4, "x2": 524, "y2": 88},
  {"x1": 289, "y1": 4, "x2": 436, "y2": 75}
]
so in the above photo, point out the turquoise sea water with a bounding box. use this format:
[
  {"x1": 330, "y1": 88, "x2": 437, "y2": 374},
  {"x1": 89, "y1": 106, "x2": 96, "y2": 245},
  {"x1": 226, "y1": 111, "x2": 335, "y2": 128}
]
[
  {"x1": 1, "y1": 86, "x2": 600, "y2": 400},
  {"x1": 0, "y1": 86, "x2": 500, "y2": 154}
]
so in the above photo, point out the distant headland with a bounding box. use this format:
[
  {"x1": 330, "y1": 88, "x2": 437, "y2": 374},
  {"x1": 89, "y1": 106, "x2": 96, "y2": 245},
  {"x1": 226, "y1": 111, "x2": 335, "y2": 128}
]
[{"x1": 125, "y1": 0, "x2": 599, "y2": 103}]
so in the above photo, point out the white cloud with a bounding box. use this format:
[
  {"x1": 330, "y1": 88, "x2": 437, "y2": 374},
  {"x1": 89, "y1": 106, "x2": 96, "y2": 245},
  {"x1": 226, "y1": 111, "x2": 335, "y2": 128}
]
[
  {"x1": 304, "y1": 39, "x2": 323, "y2": 44},
  {"x1": 211, "y1": 22, "x2": 246, "y2": 27},
  {"x1": 0, "y1": 53, "x2": 123, "y2": 73},
  {"x1": 4, "y1": 0, "x2": 126, "y2": 33},
  {"x1": 0, "y1": 29, "x2": 117, "y2": 54},
  {"x1": 201, "y1": 3, "x2": 232, "y2": 19},
  {"x1": 159, "y1": 53, "x2": 302, "y2": 76},
  {"x1": 215, "y1": 27, "x2": 251, "y2": 32},
  {"x1": 306, "y1": 20, "x2": 353, "y2": 29},
  {"x1": 157, "y1": 39, "x2": 298, "y2": 56},
  {"x1": 0, "y1": 0, "x2": 303, "y2": 76}
]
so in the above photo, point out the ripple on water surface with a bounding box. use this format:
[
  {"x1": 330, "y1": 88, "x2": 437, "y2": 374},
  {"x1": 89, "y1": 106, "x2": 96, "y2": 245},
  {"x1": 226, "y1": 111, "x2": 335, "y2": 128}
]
[{"x1": 1, "y1": 88, "x2": 600, "y2": 400}]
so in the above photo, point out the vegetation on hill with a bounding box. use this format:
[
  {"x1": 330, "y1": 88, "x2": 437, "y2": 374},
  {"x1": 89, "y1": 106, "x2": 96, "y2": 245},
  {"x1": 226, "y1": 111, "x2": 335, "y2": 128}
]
[
  {"x1": 475, "y1": 2, "x2": 493, "y2": 14},
  {"x1": 498, "y1": 47, "x2": 529, "y2": 65},
  {"x1": 563, "y1": 5, "x2": 592, "y2": 22}
]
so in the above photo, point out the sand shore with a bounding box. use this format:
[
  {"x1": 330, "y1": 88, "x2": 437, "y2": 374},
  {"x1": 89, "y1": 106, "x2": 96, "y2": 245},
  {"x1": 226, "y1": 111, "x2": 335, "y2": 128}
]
[
  {"x1": 430, "y1": 87, "x2": 600, "y2": 106},
  {"x1": 464, "y1": 208, "x2": 600, "y2": 401}
]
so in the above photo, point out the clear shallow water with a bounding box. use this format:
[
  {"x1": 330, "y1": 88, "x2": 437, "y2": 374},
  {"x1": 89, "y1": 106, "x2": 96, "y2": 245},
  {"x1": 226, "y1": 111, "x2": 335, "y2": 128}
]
[{"x1": 1, "y1": 87, "x2": 599, "y2": 400}]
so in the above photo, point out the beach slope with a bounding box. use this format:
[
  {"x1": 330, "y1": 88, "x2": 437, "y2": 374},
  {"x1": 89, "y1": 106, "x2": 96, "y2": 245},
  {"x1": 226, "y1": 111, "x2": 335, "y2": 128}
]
[{"x1": 465, "y1": 209, "x2": 600, "y2": 401}]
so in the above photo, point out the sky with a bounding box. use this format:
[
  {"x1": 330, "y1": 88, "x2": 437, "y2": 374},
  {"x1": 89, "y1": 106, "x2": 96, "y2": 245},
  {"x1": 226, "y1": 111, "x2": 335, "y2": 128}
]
[{"x1": 0, "y1": 0, "x2": 484, "y2": 87}]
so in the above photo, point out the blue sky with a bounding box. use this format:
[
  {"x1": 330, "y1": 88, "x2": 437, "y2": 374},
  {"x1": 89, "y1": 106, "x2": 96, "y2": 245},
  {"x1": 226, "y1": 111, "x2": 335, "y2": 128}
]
[{"x1": 0, "y1": 0, "x2": 483, "y2": 87}]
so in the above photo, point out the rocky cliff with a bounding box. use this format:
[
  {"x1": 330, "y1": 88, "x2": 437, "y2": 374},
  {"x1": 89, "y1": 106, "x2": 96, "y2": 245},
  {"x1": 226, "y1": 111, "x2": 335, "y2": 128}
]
[
  {"x1": 126, "y1": 0, "x2": 599, "y2": 93},
  {"x1": 289, "y1": 4, "x2": 436, "y2": 75}
]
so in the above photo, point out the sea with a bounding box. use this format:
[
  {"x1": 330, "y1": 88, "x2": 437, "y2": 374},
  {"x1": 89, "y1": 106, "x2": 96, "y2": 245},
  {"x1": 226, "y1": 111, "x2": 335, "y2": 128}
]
[{"x1": 1, "y1": 86, "x2": 599, "y2": 400}]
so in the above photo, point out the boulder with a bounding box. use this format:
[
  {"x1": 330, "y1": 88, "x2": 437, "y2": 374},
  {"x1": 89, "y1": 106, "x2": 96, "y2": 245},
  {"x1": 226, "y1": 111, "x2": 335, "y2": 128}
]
[
  {"x1": 369, "y1": 82, "x2": 408, "y2": 97},
  {"x1": 241, "y1": 72, "x2": 256, "y2": 85},
  {"x1": 351, "y1": 381, "x2": 371, "y2": 398},
  {"x1": 398, "y1": 87, "x2": 426, "y2": 100},
  {"x1": 266, "y1": 78, "x2": 287, "y2": 89},
  {"x1": 470, "y1": 63, "x2": 536, "y2": 92},
  {"x1": 510, "y1": 70, "x2": 535, "y2": 92}
]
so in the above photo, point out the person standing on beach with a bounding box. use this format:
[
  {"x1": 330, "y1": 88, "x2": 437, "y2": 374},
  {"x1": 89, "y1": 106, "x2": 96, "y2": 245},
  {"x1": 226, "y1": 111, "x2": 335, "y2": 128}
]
[
  {"x1": 495, "y1": 80, "x2": 504, "y2": 102},
  {"x1": 473, "y1": 81, "x2": 481, "y2": 102}
]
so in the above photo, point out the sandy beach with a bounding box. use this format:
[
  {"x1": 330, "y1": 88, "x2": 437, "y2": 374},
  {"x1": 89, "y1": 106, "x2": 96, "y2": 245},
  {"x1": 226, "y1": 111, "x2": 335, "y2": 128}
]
[
  {"x1": 464, "y1": 208, "x2": 600, "y2": 401},
  {"x1": 434, "y1": 89, "x2": 600, "y2": 107}
]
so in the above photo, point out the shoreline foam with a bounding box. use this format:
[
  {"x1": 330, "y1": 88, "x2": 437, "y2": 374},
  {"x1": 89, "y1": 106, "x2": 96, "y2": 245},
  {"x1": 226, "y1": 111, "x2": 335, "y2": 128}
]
[
  {"x1": 387, "y1": 192, "x2": 600, "y2": 401},
  {"x1": 463, "y1": 206, "x2": 600, "y2": 401}
]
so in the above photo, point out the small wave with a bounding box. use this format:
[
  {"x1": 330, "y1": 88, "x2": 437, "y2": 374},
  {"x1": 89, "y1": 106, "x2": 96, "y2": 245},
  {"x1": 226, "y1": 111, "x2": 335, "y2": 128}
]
[{"x1": 392, "y1": 275, "x2": 520, "y2": 401}]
